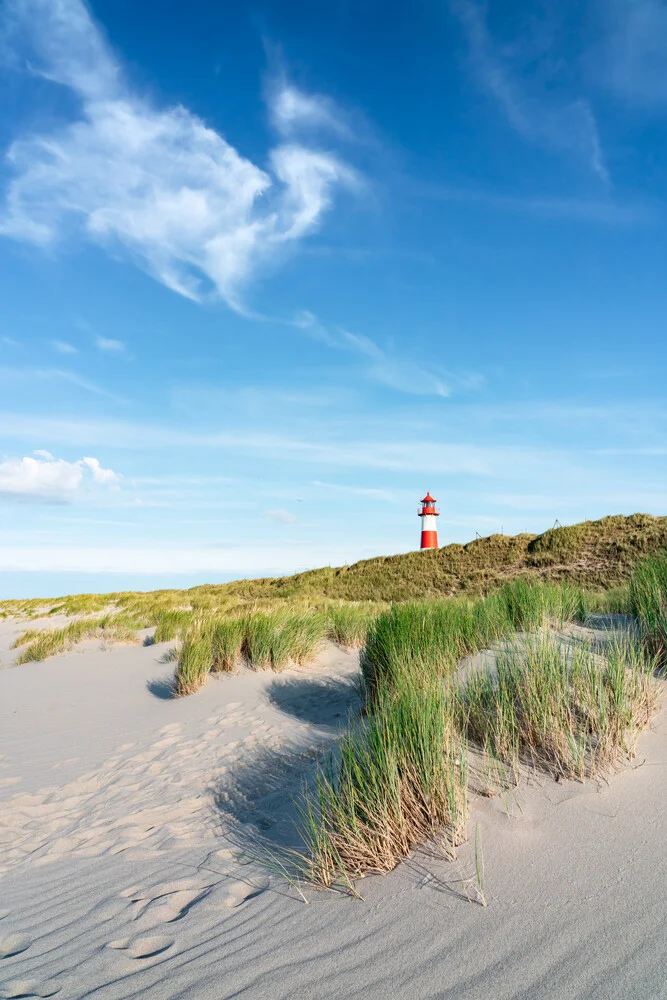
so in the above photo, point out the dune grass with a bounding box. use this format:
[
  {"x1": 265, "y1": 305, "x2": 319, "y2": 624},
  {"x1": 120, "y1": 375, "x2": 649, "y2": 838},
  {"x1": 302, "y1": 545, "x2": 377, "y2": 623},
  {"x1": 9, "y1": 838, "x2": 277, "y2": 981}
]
[
  {"x1": 173, "y1": 604, "x2": 378, "y2": 694},
  {"x1": 153, "y1": 609, "x2": 195, "y2": 643},
  {"x1": 300, "y1": 671, "x2": 468, "y2": 887},
  {"x1": 174, "y1": 618, "x2": 214, "y2": 696},
  {"x1": 211, "y1": 617, "x2": 246, "y2": 673},
  {"x1": 327, "y1": 603, "x2": 381, "y2": 648},
  {"x1": 11, "y1": 613, "x2": 141, "y2": 664},
  {"x1": 629, "y1": 552, "x2": 667, "y2": 664},
  {"x1": 360, "y1": 579, "x2": 588, "y2": 704},
  {"x1": 459, "y1": 633, "x2": 659, "y2": 784},
  {"x1": 300, "y1": 579, "x2": 663, "y2": 889}
]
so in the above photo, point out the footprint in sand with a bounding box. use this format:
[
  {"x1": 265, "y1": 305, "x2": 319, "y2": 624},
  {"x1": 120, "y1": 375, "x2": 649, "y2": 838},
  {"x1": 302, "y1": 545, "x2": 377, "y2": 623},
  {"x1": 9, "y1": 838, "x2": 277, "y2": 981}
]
[
  {"x1": 0, "y1": 980, "x2": 61, "y2": 998},
  {"x1": 0, "y1": 935, "x2": 31, "y2": 959},
  {"x1": 86, "y1": 897, "x2": 131, "y2": 922},
  {"x1": 132, "y1": 889, "x2": 208, "y2": 928},
  {"x1": 221, "y1": 879, "x2": 270, "y2": 908},
  {"x1": 108, "y1": 935, "x2": 173, "y2": 959}
]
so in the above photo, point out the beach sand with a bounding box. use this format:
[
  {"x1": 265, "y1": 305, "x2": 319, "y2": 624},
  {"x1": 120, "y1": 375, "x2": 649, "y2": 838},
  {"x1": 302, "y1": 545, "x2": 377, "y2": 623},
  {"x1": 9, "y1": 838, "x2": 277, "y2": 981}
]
[{"x1": 0, "y1": 619, "x2": 665, "y2": 999}]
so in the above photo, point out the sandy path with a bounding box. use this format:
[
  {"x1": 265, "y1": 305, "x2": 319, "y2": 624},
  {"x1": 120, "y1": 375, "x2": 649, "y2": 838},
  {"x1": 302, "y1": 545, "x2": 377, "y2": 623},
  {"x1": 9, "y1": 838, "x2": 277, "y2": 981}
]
[{"x1": 0, "y1": 629, "x2": 665, "y2": 999}]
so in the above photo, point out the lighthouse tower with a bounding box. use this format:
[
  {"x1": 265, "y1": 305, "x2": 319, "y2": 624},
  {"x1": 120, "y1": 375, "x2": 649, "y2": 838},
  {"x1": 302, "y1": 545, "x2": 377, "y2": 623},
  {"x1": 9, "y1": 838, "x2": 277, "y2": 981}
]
[{"x1": 418, "y1": 492, "x2": 439, "y2": 549}]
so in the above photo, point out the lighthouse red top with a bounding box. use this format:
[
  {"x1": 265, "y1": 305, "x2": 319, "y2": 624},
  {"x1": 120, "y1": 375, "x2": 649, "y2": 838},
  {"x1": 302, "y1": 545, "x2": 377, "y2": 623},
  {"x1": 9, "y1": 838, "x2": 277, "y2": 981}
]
[{"x1": 418, "y1": 492, "x2": 439, "y2": 516}]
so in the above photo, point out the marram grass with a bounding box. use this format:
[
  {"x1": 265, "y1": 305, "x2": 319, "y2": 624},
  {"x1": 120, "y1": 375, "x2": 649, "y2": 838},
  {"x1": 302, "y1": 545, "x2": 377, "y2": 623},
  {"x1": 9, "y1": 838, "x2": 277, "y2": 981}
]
[
  {"x1": 12, "y1": 613, "x2": 141, "y2": 664},
  {"x1": 172, "y1": 604, "x2": 378, "y2": 694},
  {"x1": 300, "y1": 581, "x2": 663, "y2": 891},
  {"x1": 629, "y1": 552, "x2": 667, "y2": 664},
  {"x1": 299, "y1": 673, "x2": 468, "y2": 887},
  {"x1": 458, "y1": 633, "x2": 659, "y2": 783},
  {"x1": 360, "y1": 578, "x2": 590, "y2": 704}
]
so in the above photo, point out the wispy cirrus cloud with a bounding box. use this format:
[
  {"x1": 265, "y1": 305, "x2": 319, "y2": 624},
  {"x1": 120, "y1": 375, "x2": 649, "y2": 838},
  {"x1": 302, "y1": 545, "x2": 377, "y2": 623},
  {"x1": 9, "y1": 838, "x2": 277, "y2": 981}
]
[
  {"x1": 49, "y1": 340, "x2": 79, "y2": 354},
  {"x1": 0, "y1": 0, "x2": 360, "y2": 310},
  {"x1": 413, "y1": 181, "x2": 653, "y2": 226},
  {"x1": 0, "y1": 366, "x2": 125, "y2": 402},
  {"x1": 268, "y1": 79, "x2": 353, "y2": 139},
  {"x1": 0, "y1": 409, "x2": 582, "y2": 480},
  {"x1": 95, "y1": 336, "x2": 126, "y2": 354},
  {"x1": 265, "y1": 508, "x2": 298, "y2": 524},
  {"x1": 451, "y1": 0, "x2": 608, "y2": 182},
  {"x1": 293, "y1": 310, "x2": 459, "y2": 397},
  {"x1": 0, "y1": 542, "x2": 374, "y2": 575},
  {"x1": 311, "y1": 480, "x2": 400, "y2": 502},
  {"x1": 589, "y1": 0, "x2": 667, "y2": 107}
]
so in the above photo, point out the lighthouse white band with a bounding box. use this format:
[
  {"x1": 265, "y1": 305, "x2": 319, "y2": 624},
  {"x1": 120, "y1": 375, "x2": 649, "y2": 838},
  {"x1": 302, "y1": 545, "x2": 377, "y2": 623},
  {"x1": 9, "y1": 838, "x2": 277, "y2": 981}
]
[{"x1": 420, "y1": 514, "x2": 437, "y2": 532}]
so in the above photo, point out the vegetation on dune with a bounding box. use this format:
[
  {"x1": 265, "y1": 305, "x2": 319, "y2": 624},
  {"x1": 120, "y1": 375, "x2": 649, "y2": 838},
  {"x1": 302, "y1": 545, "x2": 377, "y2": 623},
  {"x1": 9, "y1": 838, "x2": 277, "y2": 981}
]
[
  {"x1": 460, "y1": 634, "x2": 658, "y2": 783},
  {"x1": 174, "y1": 618, "x2": 215, "y2": 696},
  {"x1": 301, "y1": 673, "x2": 467, "y2": 886},
  {"x1": 300, "y1": 571, "x2": 664, "y2": 891},
  {"x1": 629, "y1": 552, "x2": 667, "y2": 664},
  {"x1": 2, "y1": 515, "x2": 666, "y2": 624},
  {"x1": 4, "y1": 529, "x2": 666, "y2": 897},
  {"x1": 11, "y1": 613, "x2": 141, "y2": 664},
  {"x1": 361, "y1": 580, "x2": 589, "y2": 704},
  {"x1": 173, "y1": 603, "x2": 381, "y2": 695},
  {"x1": 153, "y1": 609, "x2": 195, "y2": 643},
  {"x1": 216, "y1": 513, "x2": 667, "y2": 603}
]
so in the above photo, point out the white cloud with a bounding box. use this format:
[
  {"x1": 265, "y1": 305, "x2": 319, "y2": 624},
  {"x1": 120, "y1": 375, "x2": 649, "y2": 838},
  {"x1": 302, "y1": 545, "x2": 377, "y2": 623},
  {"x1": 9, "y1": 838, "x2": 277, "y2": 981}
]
[
  {"x1": 1, "y1": 335, "x2": 21, "y2": 347},
  {"x1": 0, "y1": 0, "x2": 359, "y2": 310},
  {"x1": 265, "y1": 508, "x2": 297, "y2": 524},
  {"x1": 49, "y1": 340, "x2": 79, "y2": 354},
  {"x1": 95, "y1": 336, "x2": 125, "y2": 353},
  {"x1": 0, "y1": 452, "x2": 121, "y2": 501},
  {"x1": 81, "y1": 456, "x2": 121, "y2": 485},
  {"x1": 269, "y1": 81, "x2": 352, "y2": 138},
  {"x1": 452, "y1": 0, "x2": 608, "y2": 182}
]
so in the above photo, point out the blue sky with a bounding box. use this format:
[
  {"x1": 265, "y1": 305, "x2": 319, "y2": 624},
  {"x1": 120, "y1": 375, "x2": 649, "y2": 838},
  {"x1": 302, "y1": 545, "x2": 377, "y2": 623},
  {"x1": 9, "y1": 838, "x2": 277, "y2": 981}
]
[{"x1": 1, "y1": 0, "x2": 666, "y2": 598}]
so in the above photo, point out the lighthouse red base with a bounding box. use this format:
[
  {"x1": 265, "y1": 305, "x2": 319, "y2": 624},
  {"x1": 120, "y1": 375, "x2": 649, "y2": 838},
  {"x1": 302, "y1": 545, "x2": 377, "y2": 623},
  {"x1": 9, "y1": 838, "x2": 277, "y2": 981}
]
[
  {"x1": 420, "y1": 530, "x2": 438, "y2": 549},
  {"x1": 418, "y1": 492, "x2": 439, "y2": 550}
]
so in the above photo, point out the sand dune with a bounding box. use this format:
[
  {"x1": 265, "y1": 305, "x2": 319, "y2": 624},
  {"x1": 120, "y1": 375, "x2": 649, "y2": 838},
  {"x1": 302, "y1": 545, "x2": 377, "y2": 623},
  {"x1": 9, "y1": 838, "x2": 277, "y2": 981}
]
[{"x1": 0, "y1": 628, "x2": 665, "y2": 999}]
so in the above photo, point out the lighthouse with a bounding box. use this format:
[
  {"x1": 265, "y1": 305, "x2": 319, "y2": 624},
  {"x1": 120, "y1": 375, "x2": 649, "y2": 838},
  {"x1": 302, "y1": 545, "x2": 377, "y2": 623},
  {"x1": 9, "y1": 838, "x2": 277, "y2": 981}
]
[{"x1": 418, "y1": 492, "x2": 439, "y2": 549}]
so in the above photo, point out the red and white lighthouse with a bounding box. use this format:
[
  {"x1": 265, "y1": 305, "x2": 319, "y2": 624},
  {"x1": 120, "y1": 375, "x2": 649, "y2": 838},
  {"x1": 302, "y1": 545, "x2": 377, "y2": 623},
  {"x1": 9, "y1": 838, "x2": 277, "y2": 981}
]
[{"x1": 418, "y1": 492, "x2": 439, "y2": 549}]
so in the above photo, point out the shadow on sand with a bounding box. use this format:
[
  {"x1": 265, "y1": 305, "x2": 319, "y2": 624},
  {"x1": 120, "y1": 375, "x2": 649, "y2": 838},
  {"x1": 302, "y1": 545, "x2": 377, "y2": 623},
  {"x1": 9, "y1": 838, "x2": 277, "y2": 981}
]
[
  {"x1": 265, "y1": 674, "x2": 361, "y2": 728},
  {"x1": 146, "y1": 676, "x2": 176, "y2": 700}
]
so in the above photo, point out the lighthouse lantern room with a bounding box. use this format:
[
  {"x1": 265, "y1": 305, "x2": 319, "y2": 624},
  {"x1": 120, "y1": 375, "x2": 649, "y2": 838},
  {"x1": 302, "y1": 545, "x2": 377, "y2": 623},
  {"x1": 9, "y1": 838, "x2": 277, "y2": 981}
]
[{"x1": 418, "y1": 492, "x2": 439, "y2": 549}]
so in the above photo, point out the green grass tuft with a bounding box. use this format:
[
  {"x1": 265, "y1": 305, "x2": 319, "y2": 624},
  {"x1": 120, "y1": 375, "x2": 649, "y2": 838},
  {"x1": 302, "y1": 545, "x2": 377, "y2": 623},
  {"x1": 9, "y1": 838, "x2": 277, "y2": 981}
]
[{"x1": 629, "y1": 552, "x2": 667, "y2": 664}]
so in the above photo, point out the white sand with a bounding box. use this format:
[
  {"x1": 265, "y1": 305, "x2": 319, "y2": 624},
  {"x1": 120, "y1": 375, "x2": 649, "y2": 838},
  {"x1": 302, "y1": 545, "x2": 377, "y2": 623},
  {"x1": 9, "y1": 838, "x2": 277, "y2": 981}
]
[{"x1": 0, "y1": 626, "x2": 665, "y2": 999}]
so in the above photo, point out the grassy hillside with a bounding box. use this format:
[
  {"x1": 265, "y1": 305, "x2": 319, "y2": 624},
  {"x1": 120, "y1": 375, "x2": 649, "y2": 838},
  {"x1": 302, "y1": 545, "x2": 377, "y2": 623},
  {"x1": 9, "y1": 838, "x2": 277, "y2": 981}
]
[
  {"x1": 2, "y1": 513, "x2": 667, "y2": 619},
  {"x1": 208, "y1": 513, "x2": 667, "y2": 603}
]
